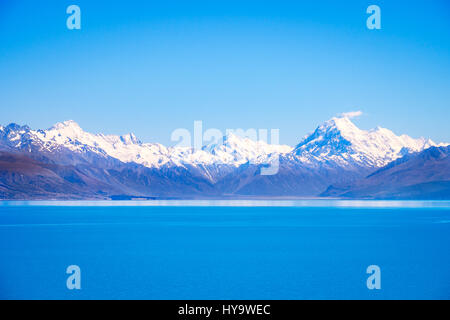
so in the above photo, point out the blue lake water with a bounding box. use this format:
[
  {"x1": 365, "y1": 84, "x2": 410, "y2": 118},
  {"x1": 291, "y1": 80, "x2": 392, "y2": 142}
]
[{"x1": 0, "y1": 200, "x2": 449, "y2": 300}]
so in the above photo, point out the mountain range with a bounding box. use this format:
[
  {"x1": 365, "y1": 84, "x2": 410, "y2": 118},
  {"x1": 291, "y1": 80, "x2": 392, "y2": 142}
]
[{"x1": 0, "y1": 115, "x2": 448, "y2": 200}]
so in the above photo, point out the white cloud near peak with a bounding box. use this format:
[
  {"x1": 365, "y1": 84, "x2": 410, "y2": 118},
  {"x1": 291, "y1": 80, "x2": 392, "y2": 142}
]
[{"x1": 339, "y1": 111, "x2": 363, "y2": 119}]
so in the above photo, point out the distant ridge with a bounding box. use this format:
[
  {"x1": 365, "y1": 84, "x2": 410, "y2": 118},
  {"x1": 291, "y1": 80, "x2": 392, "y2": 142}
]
[
  {"x1": 322, "y1": 146, "x2": 450, "y2": 200},
  {"x1": 0, "y1": 115, "x2": 448, "y2": 200}
]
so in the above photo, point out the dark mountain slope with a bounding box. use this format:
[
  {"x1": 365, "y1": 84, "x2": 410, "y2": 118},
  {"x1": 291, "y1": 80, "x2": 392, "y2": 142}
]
[
  {"x1": 0, "y1": 151, "x2": 218, "y2": 200},
  {"x1": 0, "y1": 151, "x2": 120, "y2": 199},
  {"x1": 322, "y1": 146, "x2": 450, "y2": 199}
]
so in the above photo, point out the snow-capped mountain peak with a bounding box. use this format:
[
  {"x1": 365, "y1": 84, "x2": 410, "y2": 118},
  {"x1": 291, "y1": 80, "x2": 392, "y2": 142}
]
[
  {"x1": 0, "y1": 116, "x2": 446, "y2": 173},
  {"x1": 195, "y1": 132, "x2": 292, "y2": 166},
  {"x1": 120, "y1": 133, "x2": 141, "y2": 145},
  {"x1": 0, "y1": 120, "x2": 293, "y2": 170},
  {"x1": 293, "y1": 116, "x2": 437, "y2": 167},
  {"x1": 51, "y1": 120, "x2": 81, "y2": 130},
  {"x1": 321, "y1": 116, "x2": 361, "y2": 134}
]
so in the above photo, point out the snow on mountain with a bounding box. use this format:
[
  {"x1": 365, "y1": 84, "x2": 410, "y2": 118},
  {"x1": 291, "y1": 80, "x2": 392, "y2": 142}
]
[
  {"x1": 322, "y1": 146, "x2": 450, "y2": 199},
  {"x1": 1, "y1": 120, "x2": 292, "y2": 169},
  {"x1": 293, "y1": 116, "x2": 438, "y2": 167},
  {"x1": 0, "y1": 116, "x2": 446, "y2": 171},
  {"x1": 1, "y1": 116, "x2": 449, "y2": 199},
  {"x1": 196, "y1": 133, "x2": 292, "y2": 166}
]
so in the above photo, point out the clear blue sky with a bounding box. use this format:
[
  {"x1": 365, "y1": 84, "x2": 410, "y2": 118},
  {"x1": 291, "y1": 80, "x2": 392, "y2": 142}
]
[{"x1": 1, "y1": 0, "x2": 449, "y2": 145}]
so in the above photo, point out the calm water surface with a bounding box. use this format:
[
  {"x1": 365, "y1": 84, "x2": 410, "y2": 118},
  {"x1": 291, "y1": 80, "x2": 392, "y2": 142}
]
[{"x1": 0, "y1": 201, "x2": 449, "y2": 299}]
